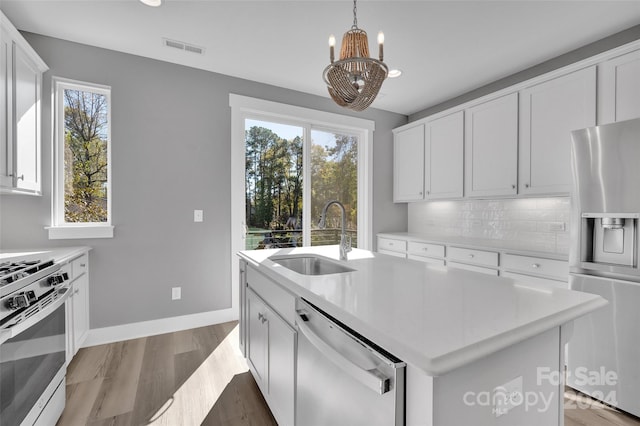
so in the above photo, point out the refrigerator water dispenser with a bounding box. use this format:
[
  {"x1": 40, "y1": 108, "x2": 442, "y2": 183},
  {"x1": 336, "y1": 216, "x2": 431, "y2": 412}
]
[{"x1": 582, "y1": 213, "x2": 638, "y2": 267}]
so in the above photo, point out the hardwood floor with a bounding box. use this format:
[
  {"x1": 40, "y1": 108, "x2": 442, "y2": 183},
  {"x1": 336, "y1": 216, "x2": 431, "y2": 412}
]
[
  {"x1": 57, "y1": 321, "x2": 276, "y2": 426},
  {"x1": 57, "y1": 322, "x2": 640, "y2": 426}
]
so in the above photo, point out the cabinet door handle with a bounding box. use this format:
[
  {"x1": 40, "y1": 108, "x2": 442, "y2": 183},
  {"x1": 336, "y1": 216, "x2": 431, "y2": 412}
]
[
  {"x1": 80, "y1": 263, "x2": 86, "y2": 268},
  {"x1": 525, "y1": 183, "x2": 530, "y2": 188},
  {"x1": 511, "y1": 184, "x2": 516, "y2": 189},
  {"x1": 257, "y1": 312, "x2": 267, "y2": 324}
]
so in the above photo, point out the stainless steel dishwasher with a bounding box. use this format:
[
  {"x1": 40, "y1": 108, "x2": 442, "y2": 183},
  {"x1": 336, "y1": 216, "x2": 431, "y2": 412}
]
[{"x1": 295, "y1": 298, "x2": 406, "y2": 426}]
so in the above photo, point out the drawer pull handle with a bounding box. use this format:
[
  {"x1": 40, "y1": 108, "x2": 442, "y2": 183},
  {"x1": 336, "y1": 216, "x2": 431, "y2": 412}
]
[
  {"x1": 389, "y1": 242, "x2": 394, "y2": 246},
  {"x1": 468, "y1": 254, "x2": 474, "y2": 258},
  {"x1": 531, "y1": 263, "x2": 540, "y2": 269},
  {"x1": 423, "y1": 247, "x2": 428, "y2": 251},
  {"x1": 80, "y1": 263, "x2": 86, "y2": 268}
]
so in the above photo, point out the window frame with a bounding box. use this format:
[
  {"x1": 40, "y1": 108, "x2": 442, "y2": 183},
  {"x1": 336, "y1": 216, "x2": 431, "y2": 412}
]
[{"x1": 48, "y1": 77, "x2": 113, "y2": 239}]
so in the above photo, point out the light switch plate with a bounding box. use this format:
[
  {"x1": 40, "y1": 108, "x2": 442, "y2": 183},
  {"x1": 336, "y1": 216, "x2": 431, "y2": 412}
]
[
  {"x1": 194, "y1": 209, "x2": 203, "y2": 222},
  {"x1": 172, "y1": 287, "x2": 181, "y2": 300}
]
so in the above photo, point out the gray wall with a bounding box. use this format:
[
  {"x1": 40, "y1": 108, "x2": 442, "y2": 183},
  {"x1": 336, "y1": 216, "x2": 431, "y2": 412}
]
[
  {"x1": 410, "y1": 24, "x2": 640, "y2": 122},
  {"x1": 0, "y1": 33, "x2": 407, "y2": 329}
]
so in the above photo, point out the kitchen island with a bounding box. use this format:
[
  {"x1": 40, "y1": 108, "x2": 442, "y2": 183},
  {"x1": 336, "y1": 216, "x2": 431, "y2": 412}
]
[{"x1": 238, "y1": 245, "x2": 607, "y2": 426}]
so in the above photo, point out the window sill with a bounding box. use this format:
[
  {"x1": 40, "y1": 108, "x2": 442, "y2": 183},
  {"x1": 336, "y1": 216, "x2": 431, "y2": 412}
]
[{"x1": 46, "y1": 225, "x2": 114, "y2": 240}]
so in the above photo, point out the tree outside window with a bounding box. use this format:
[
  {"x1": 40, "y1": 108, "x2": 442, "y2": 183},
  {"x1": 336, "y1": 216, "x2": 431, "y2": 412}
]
[{"x1": 63, "y1": 89, "x2": 109, "y2": 223}]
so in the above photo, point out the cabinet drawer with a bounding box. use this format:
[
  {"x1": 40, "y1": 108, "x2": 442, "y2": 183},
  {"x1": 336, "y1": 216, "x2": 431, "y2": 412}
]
[
  {"x1": 407, "y1": 241, "x2": 445, "y2": 259},
  {"x1": 378, "y1": 249, "x2": 407, "y2": 259},
  {"x1": 247, "y1": 266, "x2": 296, "y2": 325},
  {"x1": 71, "y1": 254, "x2": 88, "y2": 280},
  {"x1": 377, "y1": 237, "x2": 407, "y2": 253},
  {"x1": 408, "y1": 254, "x2": 445, "y2": 266},
  {"x1": 502, "y1": 254, "x2": 568, "y2": 281},
  {"x1": 448, "y1": 261, "x2": 498, "y2": 276},
  {"x1": 447, "y1": 247, "x2": 498, "y2": 267},
  {"x1": 502, "y1": 271, "x2": 568, "y2": 290}
]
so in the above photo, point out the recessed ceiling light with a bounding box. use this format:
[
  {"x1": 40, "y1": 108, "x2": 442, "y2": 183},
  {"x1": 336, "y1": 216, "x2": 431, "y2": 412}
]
[
  {"x1": 388, "y1": 69, "x2": 403, "y2": 78},
  {"x1": 140, "y1": 0, "x2": 162, "y2": 7}
]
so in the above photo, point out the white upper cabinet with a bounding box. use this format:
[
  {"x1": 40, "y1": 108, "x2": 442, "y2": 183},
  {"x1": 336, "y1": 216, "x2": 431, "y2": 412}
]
[
  {"x1": 425, "y1": 111, "x2": 464, "y2": 199},
  {"x1": 519, "y1": 66, "x2": 596, "y2": 195},
  {"x1": 0, "y1": 29, "x2": 12, "y2": 189},
  {"x1": 599, "y1": 49, "x2": 640, "y2": 124},
  {"x1": 393, "y1": 124, "x2": 425, "y2": 202},
  {"x1": 464, "y1": 93, "x2": 518, "y2": 198},
  {"x1": 0, "y1": 11, "x2": 47, "y2": 195}
]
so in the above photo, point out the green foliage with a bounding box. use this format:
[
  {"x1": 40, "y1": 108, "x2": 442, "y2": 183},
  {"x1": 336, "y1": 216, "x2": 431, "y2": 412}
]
[
  {"x1": 63, "y1": 89, "x2": 109, "y2": 223},
  {"x1": 245, "y1": 125, "x2": 358, "y2": 249}
]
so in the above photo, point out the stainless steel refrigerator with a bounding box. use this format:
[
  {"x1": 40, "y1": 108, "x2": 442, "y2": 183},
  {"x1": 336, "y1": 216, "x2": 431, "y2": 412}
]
[{"x1": 568, "y1": 117, "x2": 640, "y2": 418}]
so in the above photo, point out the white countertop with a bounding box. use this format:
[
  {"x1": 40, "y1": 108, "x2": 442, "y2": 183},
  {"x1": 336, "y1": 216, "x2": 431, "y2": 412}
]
[
  {"x1": 0, "y1": 246, "x2": 91, "y2": 264},
  {"x1": 239, "y1": 245, "x2": 605, "y2": 376}
]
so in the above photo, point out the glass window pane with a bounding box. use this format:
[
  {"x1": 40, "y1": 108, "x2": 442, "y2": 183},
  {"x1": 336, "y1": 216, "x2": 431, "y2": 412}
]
[
  {"x1": 63, "y1": 89, "x2": 109, "y2": 223},
  {"x1": 310, "y1": 129, "x2": 358, "y2": 248},
  {"x1": 244, "y1": 119, "x2": 304, "y2": 250}
]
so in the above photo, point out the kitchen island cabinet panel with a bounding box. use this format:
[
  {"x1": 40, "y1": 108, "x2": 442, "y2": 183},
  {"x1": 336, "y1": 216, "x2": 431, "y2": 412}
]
[
  {"x1": 239, "y1": 246, "x2": 604, "y2": 426},
  {"x1": 464, "y1": 93, "x2": 518, "y2": 198},
  {"x1": 599, "y1": 48, "x2": 640, "y2": 124},
  {"x1": 244, "y1": 266, "x2": 296, "y2": 426},
  {"x1": 519, "y1": 66, "x2": 596, "y2": 195}
]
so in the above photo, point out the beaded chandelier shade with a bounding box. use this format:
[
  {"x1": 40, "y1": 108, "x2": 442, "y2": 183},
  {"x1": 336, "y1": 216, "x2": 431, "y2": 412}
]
[{"x1": 323, "y1": 0, "x2": 388, "y2": 112}]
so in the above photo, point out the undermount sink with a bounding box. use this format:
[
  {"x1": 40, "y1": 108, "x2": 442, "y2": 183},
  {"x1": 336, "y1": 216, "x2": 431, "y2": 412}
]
[{"x1": 270, "y1": 255, "x2": 355, "y2": 276}]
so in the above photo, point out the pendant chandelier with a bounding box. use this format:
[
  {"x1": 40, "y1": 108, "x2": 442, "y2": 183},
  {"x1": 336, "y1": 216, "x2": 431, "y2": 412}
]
[{"x1": 323, "y1": 0, "x2": 388, "y2": 112}]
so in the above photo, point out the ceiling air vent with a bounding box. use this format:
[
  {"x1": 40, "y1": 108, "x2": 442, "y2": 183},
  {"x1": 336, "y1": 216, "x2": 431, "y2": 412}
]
[{"x1": 162, "y1": 38, "x2": 205, "y2": 55}]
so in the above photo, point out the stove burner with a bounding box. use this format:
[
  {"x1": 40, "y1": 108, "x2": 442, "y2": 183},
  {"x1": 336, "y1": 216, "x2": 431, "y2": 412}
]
[{"x1": 0, "y1": 259, "x2": 55, "y2": 286}]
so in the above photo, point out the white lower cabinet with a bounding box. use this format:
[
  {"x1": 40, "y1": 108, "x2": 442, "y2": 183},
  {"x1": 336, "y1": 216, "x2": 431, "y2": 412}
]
[
  {"x1": 502, "y1": 253, "x2": 569, "y2": 289},
  {"x1": 66, "y1": 252, "x2": 90, "y2": 363},
  {"x1": 407, "y1": 241, "x2": 445, "y2": 265},
  {"x1": 244, "y1": 267, "x2": 296, "y2": 426},
  {"x1": 377, "y1": 236, "x2": 408, "y2": 258}
]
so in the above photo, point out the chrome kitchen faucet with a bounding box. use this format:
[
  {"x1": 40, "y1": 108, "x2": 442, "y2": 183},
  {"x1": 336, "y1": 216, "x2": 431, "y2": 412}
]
[{"x1": 318, "y1": 200, "x2": 352, "y2": 261}]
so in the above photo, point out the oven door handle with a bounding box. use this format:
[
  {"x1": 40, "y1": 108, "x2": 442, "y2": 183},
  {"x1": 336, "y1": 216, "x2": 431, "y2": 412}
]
[{"x1": 0, "y1": 287, "x2": 71, "y2": 345}]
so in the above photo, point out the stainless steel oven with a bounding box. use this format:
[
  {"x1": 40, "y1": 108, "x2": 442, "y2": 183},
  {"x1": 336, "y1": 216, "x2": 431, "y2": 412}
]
[{"x1": 0, "y1": 258, "x2": 71, "y2": 426}]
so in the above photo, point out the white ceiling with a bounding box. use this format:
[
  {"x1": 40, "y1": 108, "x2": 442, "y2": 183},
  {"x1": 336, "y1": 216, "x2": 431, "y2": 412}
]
[{"x1": 2, "y1": 1, "x2": 640, "y2": 116}]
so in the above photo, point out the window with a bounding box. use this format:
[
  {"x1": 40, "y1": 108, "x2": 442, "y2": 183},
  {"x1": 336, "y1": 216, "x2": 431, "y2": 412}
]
[
  {"x1": 231, "y1": 94, "x2": 374, "y2": 253},
  {"x1": 48, "y1": 78, "x2": 113, "y2": 239},
  {"x1": 243, "y1": 120, "x2": 360, "y2": 250}
]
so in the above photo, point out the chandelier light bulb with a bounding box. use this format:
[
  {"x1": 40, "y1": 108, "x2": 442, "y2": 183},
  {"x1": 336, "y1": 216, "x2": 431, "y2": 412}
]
[
  {"x1": 329, "y1": 34, "x2": 336, "y2": 63},
  {"x1": 377, "y1": 31, "x2": 384, "y2": 61}
]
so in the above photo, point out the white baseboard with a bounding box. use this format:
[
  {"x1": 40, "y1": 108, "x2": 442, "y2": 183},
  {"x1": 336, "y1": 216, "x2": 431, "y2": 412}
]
[{"x1": 82, "y1": 308, "x2": 237, "y2": 347}]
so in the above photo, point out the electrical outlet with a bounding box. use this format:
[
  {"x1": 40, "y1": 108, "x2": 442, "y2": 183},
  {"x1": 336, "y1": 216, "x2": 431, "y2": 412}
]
[
  {"x1": 194, "y1": 209, "x2": 203, "y2": 222},
  {"x1": 493, "y1": 376, "x2": 523, "y2": 417},
  {"x1": 172, "y1": 287, "x2": 181, "y2": 300}
]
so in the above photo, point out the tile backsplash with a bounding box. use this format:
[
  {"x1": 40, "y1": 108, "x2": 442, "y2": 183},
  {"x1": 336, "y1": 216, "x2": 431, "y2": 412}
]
[{"x1": 407, "y1": 197, "x2": 571, "y2": 255}]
